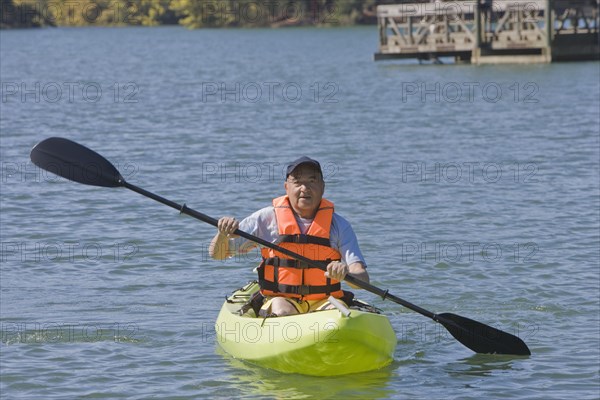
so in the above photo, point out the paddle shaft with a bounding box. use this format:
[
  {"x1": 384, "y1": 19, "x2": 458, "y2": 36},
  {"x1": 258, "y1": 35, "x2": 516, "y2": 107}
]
[
  {"x1": 30, "y1": 137, "x2": 530, "y2": 355},
  {"x1": 125, "y1": 181, "x2": 437, "y2": 320},
  {"x1": 120, "y1": 182, "x2": 531, "y2": 355},
  {"x1": 104, "y1": 182, "x2": 532, "y2": 355}
]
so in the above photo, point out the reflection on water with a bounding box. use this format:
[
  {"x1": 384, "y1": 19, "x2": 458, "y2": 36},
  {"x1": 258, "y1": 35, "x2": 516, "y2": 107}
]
[
  {"x1": 216, "y1": 346, "x2": 397, "y2": 399},
  {"x1": 445, "y1": 354, "x2": 522, "y2": 377}
]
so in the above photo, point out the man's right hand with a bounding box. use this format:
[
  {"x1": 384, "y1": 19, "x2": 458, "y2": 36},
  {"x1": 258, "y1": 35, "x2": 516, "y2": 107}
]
[
  {"x1": 210, "y1": 217, "x2": 239, "y2": 260},
  {"x1": 217, "y1": 217, "x2": 239, "y2": 237}
]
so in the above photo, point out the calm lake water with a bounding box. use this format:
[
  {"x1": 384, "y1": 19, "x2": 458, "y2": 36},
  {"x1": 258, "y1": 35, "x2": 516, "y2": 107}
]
[{"x1": 1, "y1": 26, "x2": 599, "y2": 399}]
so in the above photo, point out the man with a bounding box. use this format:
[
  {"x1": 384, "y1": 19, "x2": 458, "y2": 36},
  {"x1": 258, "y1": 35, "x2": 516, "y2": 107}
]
[{"x1": 209, "y1": 156, "x2": 369, "y2": 316}]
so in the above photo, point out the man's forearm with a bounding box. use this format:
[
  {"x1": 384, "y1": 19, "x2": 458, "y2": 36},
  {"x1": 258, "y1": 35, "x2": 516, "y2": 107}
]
[
  {"x1": 209, "y1": 232, "x2": 230, "y2": 260},
  {"x1": 347, "y1": 262, "x2": 369, "y2": 287}
]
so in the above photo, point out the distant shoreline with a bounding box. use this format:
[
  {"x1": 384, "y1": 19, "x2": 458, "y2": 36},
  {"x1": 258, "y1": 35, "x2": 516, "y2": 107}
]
[{"x1": 1, "y1": 0, "x2": 381, "y2": 30}]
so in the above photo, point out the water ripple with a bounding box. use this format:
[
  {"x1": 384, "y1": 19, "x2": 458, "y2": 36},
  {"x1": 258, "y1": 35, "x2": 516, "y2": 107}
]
[{"x1": 1, "y1": 26, "x2": 598, "y2": 400}]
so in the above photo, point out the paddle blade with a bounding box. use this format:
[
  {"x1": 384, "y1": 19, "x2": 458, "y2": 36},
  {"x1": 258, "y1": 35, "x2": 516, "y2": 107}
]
[
  {"x1": 30, "y1": 137, "x2": 124, "y2": 188},
  {"x1": 436, "y1": 313, "x2": 531, "y2": 356}
]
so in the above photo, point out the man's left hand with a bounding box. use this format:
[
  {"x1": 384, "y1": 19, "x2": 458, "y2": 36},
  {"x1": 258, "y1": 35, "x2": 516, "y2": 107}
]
[{"x1": 325, "y1": 261, "x2": 349, "y2": 281}]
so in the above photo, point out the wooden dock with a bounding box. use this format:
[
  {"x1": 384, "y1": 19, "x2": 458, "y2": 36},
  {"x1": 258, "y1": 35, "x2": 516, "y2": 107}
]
[{"x1": 374, "y1": 0, "x2": 599, "y2": 64}]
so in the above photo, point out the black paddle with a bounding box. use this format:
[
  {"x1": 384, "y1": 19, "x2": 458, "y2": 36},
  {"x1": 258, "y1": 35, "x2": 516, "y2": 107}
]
[{"x1": 30, "y1": 137, "x2": 531, "y2": 356}]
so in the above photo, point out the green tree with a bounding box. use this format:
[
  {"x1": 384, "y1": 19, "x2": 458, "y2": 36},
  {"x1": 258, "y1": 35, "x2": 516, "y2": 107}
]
[
  {"x1": 1, "y1": 0, "x2": 54, "y2": 27},
  {"x1": 2, "y1": 0, "x2": 383, "y2": 29}
]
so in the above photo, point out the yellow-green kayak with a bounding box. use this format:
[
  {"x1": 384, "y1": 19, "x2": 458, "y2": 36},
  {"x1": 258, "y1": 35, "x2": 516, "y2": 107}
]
[{"x1": 215, "y1": 281, "x2": 397, "y2": 376}]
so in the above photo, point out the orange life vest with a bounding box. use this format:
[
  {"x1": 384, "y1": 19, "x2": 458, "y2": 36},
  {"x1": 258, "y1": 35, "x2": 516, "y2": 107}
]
[{"x1": 257, "y1": 195, "x2": 344, "y2": 300}]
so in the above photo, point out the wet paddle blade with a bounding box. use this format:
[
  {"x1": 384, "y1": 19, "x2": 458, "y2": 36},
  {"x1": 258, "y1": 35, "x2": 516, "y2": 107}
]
[
  {"x1": 437, "y1": 313, "x2": 531, "y2": 355},
  {"x1": 30, "y1": 137, "x2": 124, "y2": 187}
]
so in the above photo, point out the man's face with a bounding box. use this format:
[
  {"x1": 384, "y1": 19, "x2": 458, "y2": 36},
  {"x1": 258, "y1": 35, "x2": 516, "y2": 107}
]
[{"x1": 284, "y1": 164, "x2": 325, "y2": 218}]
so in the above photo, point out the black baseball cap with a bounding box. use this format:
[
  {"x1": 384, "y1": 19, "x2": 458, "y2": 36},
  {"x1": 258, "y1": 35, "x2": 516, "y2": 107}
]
[{"x1": 285, "y1": 156, "x2": 322, "y2": 179}]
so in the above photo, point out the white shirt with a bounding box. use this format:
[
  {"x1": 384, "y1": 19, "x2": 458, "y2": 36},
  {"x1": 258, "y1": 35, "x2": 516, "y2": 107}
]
[{"x1": 228, "y1": 205, "x2": 367, "y2": 267}]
